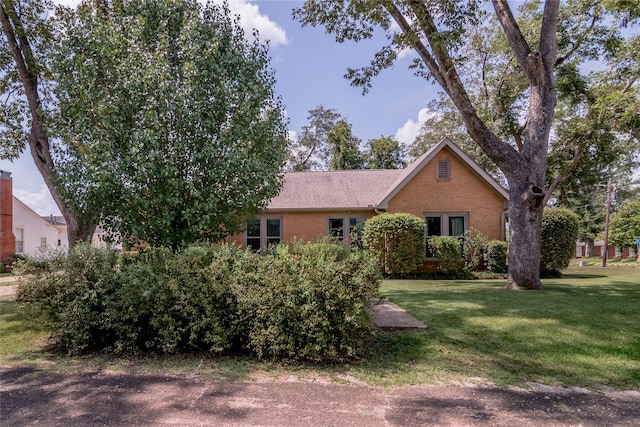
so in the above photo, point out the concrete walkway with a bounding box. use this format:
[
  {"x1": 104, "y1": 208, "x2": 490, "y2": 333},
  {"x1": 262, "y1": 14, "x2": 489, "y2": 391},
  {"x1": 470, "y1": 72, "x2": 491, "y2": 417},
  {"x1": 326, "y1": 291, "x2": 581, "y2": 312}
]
[{"x1": 370, "y1": 298, "x2": 427, "y2": 330}]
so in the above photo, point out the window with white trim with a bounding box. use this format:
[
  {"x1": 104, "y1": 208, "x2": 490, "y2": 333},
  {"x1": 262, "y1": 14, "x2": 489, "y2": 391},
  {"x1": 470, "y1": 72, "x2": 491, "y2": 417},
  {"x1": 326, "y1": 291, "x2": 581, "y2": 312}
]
[
  {"x1": 424, "y1": 213, "x2": 468, "y2": 257},
  {"x1": 246, "y1": 217, "x2": 281, "y2": 251},
  {"x1": 328, "y1": 216, "x2": 366, "y2": 243}
]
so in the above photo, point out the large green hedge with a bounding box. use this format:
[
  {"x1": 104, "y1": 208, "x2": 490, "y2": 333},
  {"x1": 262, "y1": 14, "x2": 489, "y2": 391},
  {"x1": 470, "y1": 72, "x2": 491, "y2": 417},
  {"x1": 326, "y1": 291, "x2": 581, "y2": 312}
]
[
  {"x1": 362, "y1": 213, "x2": 425, "y2": 274},
  {"x1": 540, "y1": 208, "x2": 579, "y2": 276},
  {"x1": 15, "y1": 242, "x2": 380, "y2": 361}
]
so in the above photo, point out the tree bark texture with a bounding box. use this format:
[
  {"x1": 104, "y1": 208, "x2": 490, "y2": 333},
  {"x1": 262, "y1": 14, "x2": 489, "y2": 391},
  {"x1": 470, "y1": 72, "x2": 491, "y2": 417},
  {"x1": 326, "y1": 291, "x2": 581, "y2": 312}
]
[{"x1": 1, "y1": 1, "x2": 95, "y2": 249}]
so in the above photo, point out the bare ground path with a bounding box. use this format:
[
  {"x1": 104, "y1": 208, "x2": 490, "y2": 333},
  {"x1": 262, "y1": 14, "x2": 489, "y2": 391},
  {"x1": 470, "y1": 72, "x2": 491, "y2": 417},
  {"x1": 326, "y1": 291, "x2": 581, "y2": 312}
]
[{"x1": 2, "y1": 366, "x2": 639, "y2": 426}]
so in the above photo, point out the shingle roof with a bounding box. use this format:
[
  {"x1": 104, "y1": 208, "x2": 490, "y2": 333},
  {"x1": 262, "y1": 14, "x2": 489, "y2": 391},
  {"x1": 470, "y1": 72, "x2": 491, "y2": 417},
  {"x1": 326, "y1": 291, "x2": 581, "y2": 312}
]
[
  {"x1": 267, "y1": 138, "x2": 509, "y2": 211},
  {"x1": 268, "y1": 169, "x2": 402, "y2": 210}
]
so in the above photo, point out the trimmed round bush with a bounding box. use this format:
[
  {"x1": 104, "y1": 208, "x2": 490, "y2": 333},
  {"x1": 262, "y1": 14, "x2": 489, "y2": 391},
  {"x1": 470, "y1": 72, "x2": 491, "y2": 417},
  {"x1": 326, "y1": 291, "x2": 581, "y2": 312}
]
[
  {"x1": 362, "y1": 213, "x2": 426, "y2": 275},
  {"x1": 485, "y1": 240, "x2": 508, "y2": 274},
  {"x1": 541, "y1": 208, "x2": 579, "y2": 276}
]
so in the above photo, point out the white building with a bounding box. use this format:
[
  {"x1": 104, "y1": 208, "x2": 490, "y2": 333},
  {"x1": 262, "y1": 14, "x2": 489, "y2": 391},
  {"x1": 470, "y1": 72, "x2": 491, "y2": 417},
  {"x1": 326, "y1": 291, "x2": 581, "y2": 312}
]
[{"x1": 13, "y1": 196, "x2": 69, "y2": 256}]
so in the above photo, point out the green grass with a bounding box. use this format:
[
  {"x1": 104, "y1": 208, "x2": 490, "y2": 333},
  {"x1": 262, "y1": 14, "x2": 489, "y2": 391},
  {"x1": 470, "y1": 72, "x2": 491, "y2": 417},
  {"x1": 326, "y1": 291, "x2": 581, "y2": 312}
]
[
  {"x1": 355, "y1": 264, "x2": 640, "y2": 388},
  {"x1": 0, "y1": 297, "x2": 50, "y2": 364},
  {"x1": 1, "y1": 263, "x2": 638, "y2": 390}
]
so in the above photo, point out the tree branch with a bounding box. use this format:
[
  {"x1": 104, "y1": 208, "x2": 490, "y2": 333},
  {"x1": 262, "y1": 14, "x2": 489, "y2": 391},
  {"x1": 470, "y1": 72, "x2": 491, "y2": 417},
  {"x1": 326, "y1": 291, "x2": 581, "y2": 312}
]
[
  {"x1": 491, "y1": 0, "x2": 533, "y2": 81},
  {"x1": 544, "y1": 138, "x2": 589, "y2": 205},
  {"x1": 382, "y1": 1, "x2": 449, "y2": 94}
]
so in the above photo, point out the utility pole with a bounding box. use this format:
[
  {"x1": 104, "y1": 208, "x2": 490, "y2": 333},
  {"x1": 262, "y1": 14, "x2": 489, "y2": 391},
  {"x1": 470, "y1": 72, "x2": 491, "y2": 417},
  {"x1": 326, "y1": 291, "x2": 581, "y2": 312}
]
[{"x1": 602, "y1": 178, "x2": 611, "y2": 268}]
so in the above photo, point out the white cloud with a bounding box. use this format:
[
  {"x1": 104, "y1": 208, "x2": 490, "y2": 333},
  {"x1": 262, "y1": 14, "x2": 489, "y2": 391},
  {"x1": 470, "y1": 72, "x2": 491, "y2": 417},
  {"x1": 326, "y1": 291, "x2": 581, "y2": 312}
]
[
  {"x1": 394, "y1": 108, "x2": 434, "y2": 145},
  {"x1": 14, "y1": 185, "x2": 60, "y2": 216},
  {"x1": 212, "y1": 0, "x2": 288, "y2": 47}
]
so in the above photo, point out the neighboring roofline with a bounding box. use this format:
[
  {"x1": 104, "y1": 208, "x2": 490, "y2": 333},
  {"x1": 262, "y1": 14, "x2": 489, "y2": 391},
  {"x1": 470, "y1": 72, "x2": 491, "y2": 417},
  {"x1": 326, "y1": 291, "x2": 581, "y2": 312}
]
[
  {"x1": 376, "y1": 137, "x2": 509, "y2": 208},
  {"x1": 12, "y1": 196, "x2": 66, "y2": 233}
]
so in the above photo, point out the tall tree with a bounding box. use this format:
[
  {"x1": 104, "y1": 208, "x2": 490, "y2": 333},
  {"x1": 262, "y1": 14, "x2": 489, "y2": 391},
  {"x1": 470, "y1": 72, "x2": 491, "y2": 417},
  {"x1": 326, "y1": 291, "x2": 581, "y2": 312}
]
[
  {"x1": 328, "y1": 119, "x2": 364, "y2": 170},
  {"x1": 295, "y1": 0, "x2": 638, "y2": 289},
  {"x1": 287, "y1": 105, "x2": 342, "y2": 171},
  {"x1": 295, "y1": 0, "x2": 559, "y2": 289},
  {"x1": 51, "y1": 0, "x2": 288, "y2": 250},
  {"x1": 365, "y1": 136, "x2": 406, "y2": 169},
  {"x1": 1, "y1": 0, "x2": 97, "y2": 248}
]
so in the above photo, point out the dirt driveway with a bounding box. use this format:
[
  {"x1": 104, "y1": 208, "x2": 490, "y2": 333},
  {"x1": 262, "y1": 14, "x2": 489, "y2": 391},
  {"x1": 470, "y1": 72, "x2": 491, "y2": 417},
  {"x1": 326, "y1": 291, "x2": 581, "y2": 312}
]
[{"x1": 2, "y1": 366, "x2": 639, "y2": 426}]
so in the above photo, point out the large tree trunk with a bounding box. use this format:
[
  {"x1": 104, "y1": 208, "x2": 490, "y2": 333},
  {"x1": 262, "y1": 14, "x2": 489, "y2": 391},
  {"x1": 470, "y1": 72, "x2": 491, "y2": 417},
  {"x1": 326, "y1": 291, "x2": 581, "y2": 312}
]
[
  {"x1": 2, "y1": 1, "x2": 96, "y2": 250},
  {"x1": 504, "y1": 176, "x2": 545, "y2": 290}
]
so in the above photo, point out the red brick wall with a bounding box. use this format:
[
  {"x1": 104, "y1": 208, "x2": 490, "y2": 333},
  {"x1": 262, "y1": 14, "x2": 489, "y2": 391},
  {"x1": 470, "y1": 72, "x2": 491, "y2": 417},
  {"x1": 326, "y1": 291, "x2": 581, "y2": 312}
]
[
  {"x1": 387, "y1": 147, "x2": 506, "y2": 240},
  {"x1": 0, "y1": 171, "x2": 16, "y2": 264}
]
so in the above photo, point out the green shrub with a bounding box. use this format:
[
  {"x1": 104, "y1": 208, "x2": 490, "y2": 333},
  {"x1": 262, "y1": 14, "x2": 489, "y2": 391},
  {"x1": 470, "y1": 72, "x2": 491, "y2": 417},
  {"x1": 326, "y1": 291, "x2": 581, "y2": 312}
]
[
  {"x1": 362, "y1": 213, "x2": 425, "y2": 275},
  {"x1": 428, "y1": 236, "x2": 463, "y2": 272},
  {"x1": 541, "y1": 208, "x2": 579, "y2": 276},
  {"x1": 462, "y1": 228, "x2": 488, "y2": 271},
  {"x1": 15, "y1": 242, "x2": 379, "y2": 361},
  {"x1": 485, "y1": 240, "x2": 508, "y2": 274}
]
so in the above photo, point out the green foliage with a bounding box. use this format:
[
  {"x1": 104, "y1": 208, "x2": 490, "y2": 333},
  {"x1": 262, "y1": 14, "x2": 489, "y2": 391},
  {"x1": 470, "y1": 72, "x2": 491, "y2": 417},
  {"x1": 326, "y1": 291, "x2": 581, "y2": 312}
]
[
  {"x1": 15, "y1": 242, "x2": 379, "y2": 361},
  {"x1": 608, "y1": 199, "x2": 640, "y2": 248},
  {"x1": 328, "y1": 119, "x2": 364, "y2": 170},
  {"x1": 462, "y1": 228, "x2": 488, "y2": 271},
  {"x1": 365, "y1": 136, "x2": 406, "y2": 169},
  {"x1": 427, "y1": 236, "x2": 463, "y2": 273},
  {"x1": 540, "y1": 208, "x2": 580, "y2": 275},
  {"x1": 362, "y1": 213, "x2": 425, "y2": 275},
  {"x1": 50, "y1": 0, "x2": 287, "y2": 250},
  {"x1": 485, "y1": 240, "x2": 508, "y2": 274},
  {"x1": 287, "y1": 105, "x2": 342, "y2": 171},
  {"x1": 230, "y1": 242, "x2": 379, "y2": 360}
]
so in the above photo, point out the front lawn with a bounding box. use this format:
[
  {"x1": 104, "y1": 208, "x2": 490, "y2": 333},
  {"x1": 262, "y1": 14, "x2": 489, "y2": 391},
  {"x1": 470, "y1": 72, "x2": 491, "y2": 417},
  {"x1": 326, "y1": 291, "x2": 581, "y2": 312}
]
[
  {"x1": 360, "y1": 264, "x2": 639, "y2": 388},
  {"x1": 1, "y1": 263, "x2": 638, "y2": 390}
]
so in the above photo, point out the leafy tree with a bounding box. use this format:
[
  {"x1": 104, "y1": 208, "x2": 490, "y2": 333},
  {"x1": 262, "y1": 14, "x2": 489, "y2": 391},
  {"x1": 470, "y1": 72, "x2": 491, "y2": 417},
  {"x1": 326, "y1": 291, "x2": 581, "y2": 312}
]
[
  {"x1": 328, "y1": 119, "x2": 364, "y2": 170},
  {"x1": 294, "y1": 0, "x2": 638, "y2": 289},
  {"x1": 51, "y1": 0, "x2": 288, "y2": 250},
  {"x1": 1, "y1": 0, "x2": 98, "y2": 247},
  {"x1": 609, "y1": 199, "x2": 640, "y2": 248},
  {"x1": 287, "y1": 105, "x2": 342, "y2": 171},
  {"x1": 365, "y1": 135, "x2": 406, "y2": 169}
]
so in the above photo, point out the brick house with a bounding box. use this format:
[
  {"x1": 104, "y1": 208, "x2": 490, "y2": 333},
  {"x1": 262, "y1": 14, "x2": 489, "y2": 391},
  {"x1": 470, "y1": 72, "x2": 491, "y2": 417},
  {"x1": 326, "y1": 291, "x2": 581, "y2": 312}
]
[{"x1": 231, "y1": 138, "x2": 509, "y2": 267}]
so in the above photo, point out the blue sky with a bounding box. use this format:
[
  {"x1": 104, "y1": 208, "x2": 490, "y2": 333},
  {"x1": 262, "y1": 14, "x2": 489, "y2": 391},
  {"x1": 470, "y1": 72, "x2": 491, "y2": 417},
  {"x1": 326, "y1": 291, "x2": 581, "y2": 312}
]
[{"x1": 2, "y1": 0, "x2": 637, "y2": 215}]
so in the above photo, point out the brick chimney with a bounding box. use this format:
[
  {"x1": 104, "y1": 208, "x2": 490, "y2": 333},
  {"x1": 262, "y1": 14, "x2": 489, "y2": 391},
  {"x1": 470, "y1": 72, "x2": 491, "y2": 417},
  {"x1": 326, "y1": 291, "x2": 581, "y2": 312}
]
[{"x1": 0, "y1": 170, "x2": 16, "y2": 265}]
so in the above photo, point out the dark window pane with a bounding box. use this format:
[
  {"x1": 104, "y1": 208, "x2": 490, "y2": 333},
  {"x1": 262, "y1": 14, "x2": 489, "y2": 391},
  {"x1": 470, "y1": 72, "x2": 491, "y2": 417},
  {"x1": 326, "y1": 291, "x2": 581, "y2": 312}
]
[
  {"x1": 329, "y1": 218, "x2": 344, "y2": 239},
  {"x1": 247, "y1": 238, "x2": 261, "y2": 251},
  {"x1": 267, "y1": 238, "x2": 281, "y2": 246},
  {"x1": 266, "y1": 219, "x2": 280, "y2": 238},
  {"x1": 425, "y1": 216, "x2": 441, "y2": 236},
  {"x1": 247, "y1": 219, "x2": 260, "y2": 237}
]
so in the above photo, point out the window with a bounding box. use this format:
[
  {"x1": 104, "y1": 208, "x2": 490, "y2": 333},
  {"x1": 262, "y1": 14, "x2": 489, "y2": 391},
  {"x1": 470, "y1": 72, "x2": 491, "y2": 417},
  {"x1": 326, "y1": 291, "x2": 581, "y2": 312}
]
[
  {"x1": 40, "y1": 237, "x2": 47, "y2": 252},
  {"x1": 328, "y1": 216, "x2": 365, "y2": 243},
  {"x1": 15, "y1": 228, "x2": 24, "y2": 253},
  {"x1": 437, "y1": 160, "x2": 450, "y2": 180},
  {"x1": 424, "y1": 213, "x2": 468, "y2": 257},
  {"x1": 246, "y1": 217, "x2": 281, "y2": 251}
]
